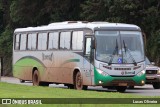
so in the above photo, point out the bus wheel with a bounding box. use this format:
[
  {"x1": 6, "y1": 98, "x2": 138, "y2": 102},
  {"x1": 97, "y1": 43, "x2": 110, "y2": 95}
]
[
  {"x1": 32, "y1": 70, "x2": 40, "y2": 86},
  {"x1": 74, "y1": 72, "x2": 87, "y2": 90},
  {"x1": 20, "y1": 79, "x2": 25, "y2": 83},
  {"x1": 153, "y1": 82, "x2": 160, "y2": 89},
  {"x1": 116, "y1": 86, "x2": 127, "y2": 93}
]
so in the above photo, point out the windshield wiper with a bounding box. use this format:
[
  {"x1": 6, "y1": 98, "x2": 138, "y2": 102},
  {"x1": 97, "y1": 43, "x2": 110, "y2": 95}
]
[
  {"x1": 108, "y1": 39, "x2": 118, "y2": 65},
  {"x1": 123, "y1": 40, "x2": 137, "y2": 66}
]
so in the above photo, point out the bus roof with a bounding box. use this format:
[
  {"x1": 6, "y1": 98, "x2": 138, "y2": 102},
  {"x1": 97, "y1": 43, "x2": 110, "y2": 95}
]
[{"x1": 14, "y1": 21, "x2": 141, "y2": 33}]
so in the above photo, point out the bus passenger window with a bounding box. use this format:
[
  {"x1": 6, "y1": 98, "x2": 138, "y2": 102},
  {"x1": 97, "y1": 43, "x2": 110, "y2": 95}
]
[
  {"x1": 15, "y1": 34, "x2": 20, "y2": 50},
  {"x1": 48, "y1": 32, "x2": 59, "y2": 50},
  {"x1": 20, "y1": 34, "x2": 27, "y2": 50},
  {"x1": 60, "y1": 32, "x2": 71, "y2": 50},
  {"x1": 38, "y1": 33, "x2": 47, "y2": 50},
  {"x1": 27, "y1": 33, "x2": 37, "y2": 50},
  {"x1": 72, "y1": 31, "x2": 83, "y2": 50}
]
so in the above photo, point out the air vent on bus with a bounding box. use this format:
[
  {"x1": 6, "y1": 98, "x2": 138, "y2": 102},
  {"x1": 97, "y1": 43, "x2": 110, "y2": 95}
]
[{"x1": 48, "y1": 21, "x2": 88, "y2": 26}]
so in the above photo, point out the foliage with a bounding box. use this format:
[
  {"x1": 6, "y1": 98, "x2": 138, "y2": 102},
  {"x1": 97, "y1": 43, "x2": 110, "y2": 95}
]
[
  {"x1": 0, "y1": 0, "x2": 3, "y2": 33},
  {"x1": 80, "y1": 0, "x2": 108, "y2": 21},
  {"x1": 147, "y1": 30, "x2": 160, "y2": 65},
  {"x1": 0, "y1": 26, "x2": 13, "y2": 75}
]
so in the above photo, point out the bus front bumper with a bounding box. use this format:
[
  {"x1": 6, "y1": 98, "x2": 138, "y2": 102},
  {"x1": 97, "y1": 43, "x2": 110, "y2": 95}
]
[{"x1": 94, "y1": 68, "x2": 146, "y2": 86}]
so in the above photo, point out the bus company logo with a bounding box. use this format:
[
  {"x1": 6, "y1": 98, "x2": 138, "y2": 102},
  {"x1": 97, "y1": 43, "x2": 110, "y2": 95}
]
[
  {"x1": 121, "y1": 71, "x2": 125, "y2": 75},
  {"x1": 2, "y1": 99, "x2": 11, "y2": 104},
  {"x1": 121, "y1": 71, "x2": 135, "y2": 75},
  {"x1": 42, "y1": 53, "x2": 53, "y2": 61}
]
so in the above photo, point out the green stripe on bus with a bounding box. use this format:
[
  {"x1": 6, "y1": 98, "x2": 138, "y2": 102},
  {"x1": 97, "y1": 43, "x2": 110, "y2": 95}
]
[
  {"x1": 94, "y1": 67, "x2": 113, "y2": 85},
  {"x1": 13, "y1": 57, "x2": 45, "y2": 78},
  {"x1": 61, "y1": 59, "x2": 80, "y2": 65}
]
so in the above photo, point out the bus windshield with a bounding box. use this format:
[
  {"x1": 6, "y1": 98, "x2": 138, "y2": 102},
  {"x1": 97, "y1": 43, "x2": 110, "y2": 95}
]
[{"x1": 95, "y1": 31, "x2": 144, "y2": 64}]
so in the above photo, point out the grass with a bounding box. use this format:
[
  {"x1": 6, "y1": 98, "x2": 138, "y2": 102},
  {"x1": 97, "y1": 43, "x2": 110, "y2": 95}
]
[{"x1": 0, "y1": 82, "x2": 159, "y2": 107}]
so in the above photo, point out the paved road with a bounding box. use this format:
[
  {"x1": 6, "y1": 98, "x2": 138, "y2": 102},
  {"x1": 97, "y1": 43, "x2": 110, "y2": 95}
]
[{"x1": 1, "y1": 77, "x2": 160, "y2": 96}]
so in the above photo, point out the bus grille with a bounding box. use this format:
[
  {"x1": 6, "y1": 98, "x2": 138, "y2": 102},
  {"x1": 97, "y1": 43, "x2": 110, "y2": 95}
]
[
  {"x1": 114, "y1": 68, "x2": 131, "y2": 70},
  {"x1": 146, "y1": 70, "x2": 157, "y2": 74}
]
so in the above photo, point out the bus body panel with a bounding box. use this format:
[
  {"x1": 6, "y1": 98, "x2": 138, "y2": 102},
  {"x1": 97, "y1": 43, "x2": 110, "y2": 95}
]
[{"x1": 13, "y1": 50, "x2": 93, "y2": 85}]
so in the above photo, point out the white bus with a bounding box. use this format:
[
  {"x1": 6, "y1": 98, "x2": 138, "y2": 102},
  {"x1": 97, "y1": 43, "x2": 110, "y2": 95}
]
[{"x1": 13, "y1": 21, "x2": 145, "y2": 92}]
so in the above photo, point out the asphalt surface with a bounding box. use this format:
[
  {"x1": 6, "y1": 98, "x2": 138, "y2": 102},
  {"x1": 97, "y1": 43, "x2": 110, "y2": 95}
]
[{"x1": 0, "y1": 76, "x2": 160, "y2": 96}]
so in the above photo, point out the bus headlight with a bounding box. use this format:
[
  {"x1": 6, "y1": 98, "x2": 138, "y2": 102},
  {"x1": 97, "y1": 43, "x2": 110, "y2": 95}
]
[
  {"x1": 137, "y1": 70, "x2": 145, "y2": 76},
  {"x1": 157, "y1": 69, "x2": 160, "y2": 75},
  {"x1": 97, "y1": 69, "x2": 108, "y2": 76}
]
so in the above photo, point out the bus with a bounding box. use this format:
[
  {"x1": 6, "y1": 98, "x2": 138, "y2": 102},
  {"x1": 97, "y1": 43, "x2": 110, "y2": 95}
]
[{"x1": 13, "y1": 21, "x2": 146, "y2": 92}]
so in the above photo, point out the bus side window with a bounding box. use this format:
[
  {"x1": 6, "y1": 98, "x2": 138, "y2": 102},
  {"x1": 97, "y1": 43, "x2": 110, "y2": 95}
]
[
  {"x1": 38, "y1": 33, "x2": 47, "y2": 50},
  {"x1": 60, "y1": 32, "x2": 71, "y2": 50},
  {"x1": 48, "y1": 32, "x2": 59, "y2": 50},
  {"x1": 72, "y1": 31, "x2": 83, "y2": 50},
  {"x1": 15, "y1": 34, "x2": 20, "y2": 50},
  {"x1": 27, "y1": 33, "x2": 37, "y2": 50},
  {"x1": 20, "y1": 34, "x2": 27, "y2": 50}
]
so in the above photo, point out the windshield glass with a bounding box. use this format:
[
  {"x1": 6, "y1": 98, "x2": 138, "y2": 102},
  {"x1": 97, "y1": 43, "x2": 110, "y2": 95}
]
[
  {"x1": 95, "y1": 31, "x2": 145, "y2": 64},
  {"x1": 145, "y1": 57, "x2": 151, "y2": 65}
]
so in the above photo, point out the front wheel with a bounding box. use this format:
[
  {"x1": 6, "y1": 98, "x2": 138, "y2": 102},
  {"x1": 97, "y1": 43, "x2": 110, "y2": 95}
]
[
  {"x1": 74, "y1": 72, "x2": 87, "y2": 90},
  {"x1": 116, "y1": 86, "x2": 127, "y2": 93},
  {"x1": 153, "y1": 82, "x2": 160, "y2": 89},
  {"x1": 32, "y1": 70, "x2": 49, "y2": 86}
]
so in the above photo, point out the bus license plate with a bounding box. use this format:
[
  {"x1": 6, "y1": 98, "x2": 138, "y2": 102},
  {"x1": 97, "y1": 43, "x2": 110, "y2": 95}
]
[
  {"x1": 119, "y1": 83, "x2": 127, "y2": 86},
  {"x1": 147, "y1": 77, "x2": 154, "y2": 79}
]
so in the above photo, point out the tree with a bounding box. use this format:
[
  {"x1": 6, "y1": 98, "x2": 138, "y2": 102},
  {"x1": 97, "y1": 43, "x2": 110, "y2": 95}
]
[
  {"x1": 147, "y1": 30, "x2": 160, "y2": 65},
  {"x1": 0, "y1": 0, "x2": 4, "y2": 33},
  {"x1": 10, "y1": 0, "x2": 48, "y2": 27},
  {"x1": 48, "y1": 0, "x2": 84, "y2": 22},
  {"x1": 81, "y1": 0, "x2": 109, "y2": 21},
  {"x1": 0, "y1": 26, "x2": 13, "y2": 75}
]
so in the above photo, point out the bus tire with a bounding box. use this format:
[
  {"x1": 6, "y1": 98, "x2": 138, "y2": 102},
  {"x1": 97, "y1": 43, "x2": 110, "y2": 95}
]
[
  {"x1": 116, "y1": 86, "x2": 127, "y2": 93},
  {"x1": 32, "y1": 70, "x2": 40, "y2": 86},
  {"x1": 74, "y1": 72, "x2": 87, "y2": 90},
  {"x1": 153, "y1": 82, "x2": 160, "y2": 89}
]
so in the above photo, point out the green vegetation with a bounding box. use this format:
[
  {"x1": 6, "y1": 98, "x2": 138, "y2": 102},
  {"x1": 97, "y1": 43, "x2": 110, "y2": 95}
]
[
  {"x1": 0, "y1": 0, "x2": 160, "y2": 75},
  {"x1": 0, "y1": 82, "x2": 152, "y2": 98},
  {"x1": 0, "y1": 82, "x2": 159, "y2": 107}
]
